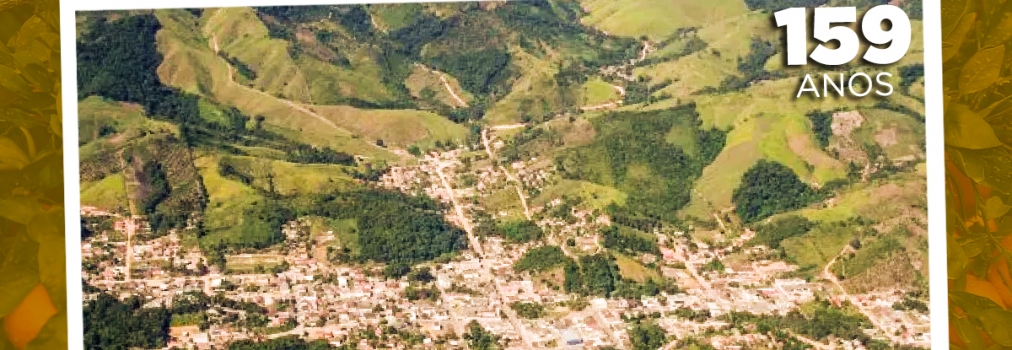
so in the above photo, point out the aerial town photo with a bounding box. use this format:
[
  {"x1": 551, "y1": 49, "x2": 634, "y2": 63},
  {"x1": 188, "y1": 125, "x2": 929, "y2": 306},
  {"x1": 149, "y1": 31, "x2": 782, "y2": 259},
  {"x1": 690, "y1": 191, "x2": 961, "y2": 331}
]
[{"x1": 75, "y1": 0, "x2": 930, "y2": 349}]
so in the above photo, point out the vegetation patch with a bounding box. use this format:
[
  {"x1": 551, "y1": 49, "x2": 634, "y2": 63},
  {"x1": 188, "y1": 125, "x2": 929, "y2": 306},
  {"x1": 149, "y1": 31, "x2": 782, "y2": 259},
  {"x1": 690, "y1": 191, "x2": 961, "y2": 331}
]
[
  {"x1": 514, "y1": 246, "x2": 571, "y2": 273},
  {"x1": 732, "y1": 160, "x2": 821, "y2": 223}
]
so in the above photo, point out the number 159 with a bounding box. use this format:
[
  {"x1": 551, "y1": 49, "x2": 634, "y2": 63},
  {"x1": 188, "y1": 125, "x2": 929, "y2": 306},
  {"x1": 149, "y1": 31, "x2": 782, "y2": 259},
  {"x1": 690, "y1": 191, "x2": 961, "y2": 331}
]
[{"x1": 775, "y1": 5, "x2": 911, "y2": 66}]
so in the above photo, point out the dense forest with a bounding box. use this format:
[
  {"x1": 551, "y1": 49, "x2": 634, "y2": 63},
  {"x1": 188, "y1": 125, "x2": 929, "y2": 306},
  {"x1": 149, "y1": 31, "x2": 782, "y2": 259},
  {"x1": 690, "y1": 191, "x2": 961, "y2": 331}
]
[
  {"x1": 83, "y1": 293, "x2": 171, "y2": 349},
  {"x1": 628, "y1": 322, "x2": 668, "y2": 350},
  {"x1": 705, "y1": 37, "x2": 781, "y2": 93},
  {"x1": 510, "y1": 302, "x2": 547, "y2": 319},
  {"x1": 732, "y1": 160, "x2": 822, "y2": 223},
  {"x1": 806, "y1": 109, "x2": 842, "y2": 149},
  {"x1": 513, "y1": 246, "x2": 570, "y2": 273},
  {"x1": 601, "y1": 225, "x2": 660, "y2": 255},
  {"x1": 77, "y1": 14, "x2": 472, "y2": 267},
  {"x1": 77, "y1": 14, "x2": 359, "y2": 164},
  {"x1": 228, "y1": 336, "x2": 337, "y2": 350},
  {"x1": 555, "y1": 104, "x2": 726, "y2": 223},
  {"x1": 464, "y1": 320, "x2": 502, "y2": 350},
  {"x1": 559, "y1": 253, "x2": 673, "y2": 298},
  {"x1": 722, "y1": 299, "x2": 873, "y2": 344},
  {"x1": 254, "y1": 0, "x2": 638, "y2": 118},
  {"x1": 306, "y1": 189, "x2": 468, "y2": 265},
  {"x1": 749, "y1": 215, "x2": 815, "y2": 250},
  {"x1": 497, "y1": 220, "x2": 544, "y2": 243}
]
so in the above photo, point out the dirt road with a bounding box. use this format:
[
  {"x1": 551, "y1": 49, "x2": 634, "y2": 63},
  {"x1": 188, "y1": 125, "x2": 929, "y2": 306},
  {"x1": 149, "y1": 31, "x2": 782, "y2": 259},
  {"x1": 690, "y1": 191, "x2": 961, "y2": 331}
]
[
  {"x1": 210, "y1": 32, "x2": 400, "y2": 157},
  {"x1": 824, "y1": 245, "x2": 903, "y2": 345},
  {"x1": 431, "y1": 158, "x2": 534, "y2": 347},
  {"x1": 481, "y1": 127, "x2": 532, "y2": 220}
]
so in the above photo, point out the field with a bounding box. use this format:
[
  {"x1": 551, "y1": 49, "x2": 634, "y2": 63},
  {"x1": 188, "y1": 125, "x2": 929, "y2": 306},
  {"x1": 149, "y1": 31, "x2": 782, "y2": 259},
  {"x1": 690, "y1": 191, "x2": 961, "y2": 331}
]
[
  {"x1": 80, "y1": 174, "x2": 129, "y2": 212},
  {"x1": 193, "y1": 154, "x2": 263, "y2": 245},
  {"x1": 225, "y1": 253, "x2": 287, "y2": 272},
  {"x1": 580, "y1": 77, "x2": 620, "y2": 106},
  {"x1": 615, "y1": 253, "x2": 659, "y2": 283},
  {"x1": 781, "y1": 224, "x2": 853, "y2": 279},
  {"x1": 578, "y1": 0, "x2": 749, "y2": 41},
  {"x1": 531, "y1": 179, "x2": 628, "y2": 212},
  {"x1": 155, "y1": 9, "x2": 469, "y2": 160}
]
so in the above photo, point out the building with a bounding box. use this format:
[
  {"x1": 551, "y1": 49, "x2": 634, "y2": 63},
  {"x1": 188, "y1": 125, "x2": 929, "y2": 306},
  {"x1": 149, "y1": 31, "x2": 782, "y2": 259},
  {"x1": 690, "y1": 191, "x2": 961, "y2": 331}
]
[{"x1": 562, "y1": 329, "x2": 583, "y2": 348}]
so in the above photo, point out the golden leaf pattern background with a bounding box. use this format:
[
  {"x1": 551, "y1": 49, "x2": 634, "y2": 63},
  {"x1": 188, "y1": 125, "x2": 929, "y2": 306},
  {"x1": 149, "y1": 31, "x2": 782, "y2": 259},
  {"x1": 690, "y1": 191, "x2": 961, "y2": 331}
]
[
  {"x1": 0, "y1": 0, "x2": 66, "y2": 348},
  {"x1": 945, "y1": 0, "x2": 1012, "y2": 348}
]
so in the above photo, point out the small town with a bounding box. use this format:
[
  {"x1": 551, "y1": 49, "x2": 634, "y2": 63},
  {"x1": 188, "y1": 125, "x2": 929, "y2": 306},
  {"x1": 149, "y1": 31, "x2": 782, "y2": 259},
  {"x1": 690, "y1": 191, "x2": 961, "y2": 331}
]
[{"x1": 80, "y1": 132, "x2": 931, "y2": 350}]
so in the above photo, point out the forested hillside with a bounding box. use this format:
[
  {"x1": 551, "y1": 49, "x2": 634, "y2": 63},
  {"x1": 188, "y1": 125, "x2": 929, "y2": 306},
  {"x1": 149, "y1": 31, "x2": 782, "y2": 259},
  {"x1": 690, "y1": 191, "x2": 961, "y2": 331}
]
[{"x1": 77, "y1": 3, "x2": 928, "y2": 347}]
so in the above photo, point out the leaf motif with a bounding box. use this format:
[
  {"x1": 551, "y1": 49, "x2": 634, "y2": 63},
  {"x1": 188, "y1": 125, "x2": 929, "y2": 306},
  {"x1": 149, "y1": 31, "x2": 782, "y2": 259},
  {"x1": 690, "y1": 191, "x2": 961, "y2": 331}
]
[
  {"x1": 0, "y1": 234, "x2": 40, "y2": 318},
  {"x1": 987, "y1": 196, "x2": 1012, "y2": 218},
  {"x1": 982, "y1": 95, "x2": 1012, "y2": 120},
  {"x1": 0, "y1": 64, "x2": 32, "y2": 99},
  {"x1": 29, "y1": 210, "x2": 64, "y2": 303},
  {"x1": 986, "y1": 12, "x2": 1012, "y2": 46},
  {"x1": 945, "y1": 13, "x2": 977, "y2": 63},
  {"x1": 961, "y1": 45, "x2": 1006, "y2": 94},
  {"x1": 18, "y1": 64, "x2": 52, "y2": 94},
  {"x1": 956, "y1": 148, "x2": 1012, "y2": 194},
  {"x1": 946, "y1": 104, "x2": 1004, "y2": 149},
  {"x1": 950, "y1": 232, "x2": 970, "y2": 279},
  {"x1": 954, "y1": 314, "x2": 987, "y2": 350},
  {"x1": 24, "y1": 312, "x2": 66, "y2": 350},
  {"x1": 14, "y1": 17, "x2": 45, "y2": 54},
  {"x1": 942, "y1": 0, "x2": 970, "y2": 30},
  {"x1": 0, "y1": 137, "x2": 29, "y2": 170},
  {"x1": 981, "y1": 308, "x2": 1012, "y2": 345},
  {"x1": 49, "y1": 114, "x2": 59, "y2": 138},
  {"x1": 953, "y1": 291, "x2": 1007, "y2": 315},
  {"x1": 37, "y1": 33, "x2": 58, "y2": 52},
  {"x1": 961, "y1": 232, "x2": 994, "y2": 258},
  {"x1": 0, "y1": 196, "x2": 40, "y2": 224}
]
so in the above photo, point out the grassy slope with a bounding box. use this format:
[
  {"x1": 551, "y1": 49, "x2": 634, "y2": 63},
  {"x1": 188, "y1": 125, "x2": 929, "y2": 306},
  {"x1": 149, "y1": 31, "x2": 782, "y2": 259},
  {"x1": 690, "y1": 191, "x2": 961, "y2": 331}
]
[
  {"x1": 154, "y1": 9, "x2": 466, "y2": 160},
  {"x1": 78, "y1": 97, "x2": 182, "y2": 213},
  {"x1": 202, "y1": 7, "x2": 313, "y2": 103},
  {"x1": 484, "y1": 46, "x2": 568, "y2": 125},
  {"x1": 80, "y1": 174, "x2": 129, "y2": 212},
  {"x1": 194, "y1": 154, "x2": 263, "y2": 245},
  {"x1": 578, "y1": 0, "x2": 749, "y2": 41},
  {"x1": 581, "y1": 77, "x2": 620, "y2": 106},
  {"x1": 405, "y1": 64, "x2": 474, "y2": 107}
]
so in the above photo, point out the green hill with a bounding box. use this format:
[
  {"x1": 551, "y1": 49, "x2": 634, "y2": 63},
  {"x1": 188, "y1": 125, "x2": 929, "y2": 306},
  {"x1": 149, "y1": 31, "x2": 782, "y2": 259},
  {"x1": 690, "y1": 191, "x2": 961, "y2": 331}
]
[{"x1": 76, "y1": 0, "x2": 926, "y2": 293}]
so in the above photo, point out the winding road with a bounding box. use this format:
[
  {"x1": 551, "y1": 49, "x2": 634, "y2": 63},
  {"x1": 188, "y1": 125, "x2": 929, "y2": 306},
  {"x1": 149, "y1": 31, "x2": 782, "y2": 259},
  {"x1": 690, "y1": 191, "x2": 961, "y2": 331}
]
[
  {"x1": 824, "y1": 245, "x2": 903, "y2": 346},
  {"x1": 209, "y1": 33, "x2": 402, "y2": 157},
  {"x1": 413, "y1": 63, "x2": 468, "y2": 108}
]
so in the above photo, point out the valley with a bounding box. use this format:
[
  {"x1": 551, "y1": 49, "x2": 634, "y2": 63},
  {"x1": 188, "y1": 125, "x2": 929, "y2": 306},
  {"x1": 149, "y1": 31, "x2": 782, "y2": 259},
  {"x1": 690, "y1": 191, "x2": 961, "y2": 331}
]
[{"x1": 77, "y1": 1, "x2": 929, "y2": 349}]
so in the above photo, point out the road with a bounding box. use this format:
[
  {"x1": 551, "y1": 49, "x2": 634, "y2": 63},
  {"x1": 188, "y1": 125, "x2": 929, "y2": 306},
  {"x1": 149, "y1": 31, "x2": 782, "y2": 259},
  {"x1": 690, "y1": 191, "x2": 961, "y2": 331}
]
[
  {"x1": 824, "y1": 245, "x2": 903, "y2": 345},
  {"x1": 414, "y1": 63, "x2": 468, "y2": 108},
  {"x1": 430, "y1": 157, "x2": 534, "y2": 347},
  {"x1": 787, "y1": 330, "x2": 831, "y2": 350},
  {"x1": 481, "y1": 127, "x2": 532, "y2": 220},
  {"x1": 434, "y1": 163, "x2": 483, "y2": 256},
  {"x1": 116, "y1": 149, "x2": 140, "y2": 281},
  {"x1": 210, "y1": 32, "x2": 401, "y2": 157}
]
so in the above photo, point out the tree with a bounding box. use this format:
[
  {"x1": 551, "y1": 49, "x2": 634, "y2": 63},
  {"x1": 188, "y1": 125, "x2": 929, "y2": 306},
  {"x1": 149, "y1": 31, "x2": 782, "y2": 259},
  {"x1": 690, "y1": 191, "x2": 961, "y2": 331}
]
[
  {"x1": 732, "y1": 160, "x2": 821, "y2": 223},
  {"x1": 849, "y1": 237, "x2": 862, "y2": 249},
  {"x1": 463, "y1": 320, "x2": 500, "y2": 350},
  {"x1": 629, "y1": 323, "x2": 667, "y2": 350}
]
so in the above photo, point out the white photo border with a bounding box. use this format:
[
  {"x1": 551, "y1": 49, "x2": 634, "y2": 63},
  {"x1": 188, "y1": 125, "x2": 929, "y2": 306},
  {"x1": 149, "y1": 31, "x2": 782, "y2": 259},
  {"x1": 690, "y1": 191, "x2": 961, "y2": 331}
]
[{"x1": 59, "y1": 0, "x2": 948, "y2": 349}]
